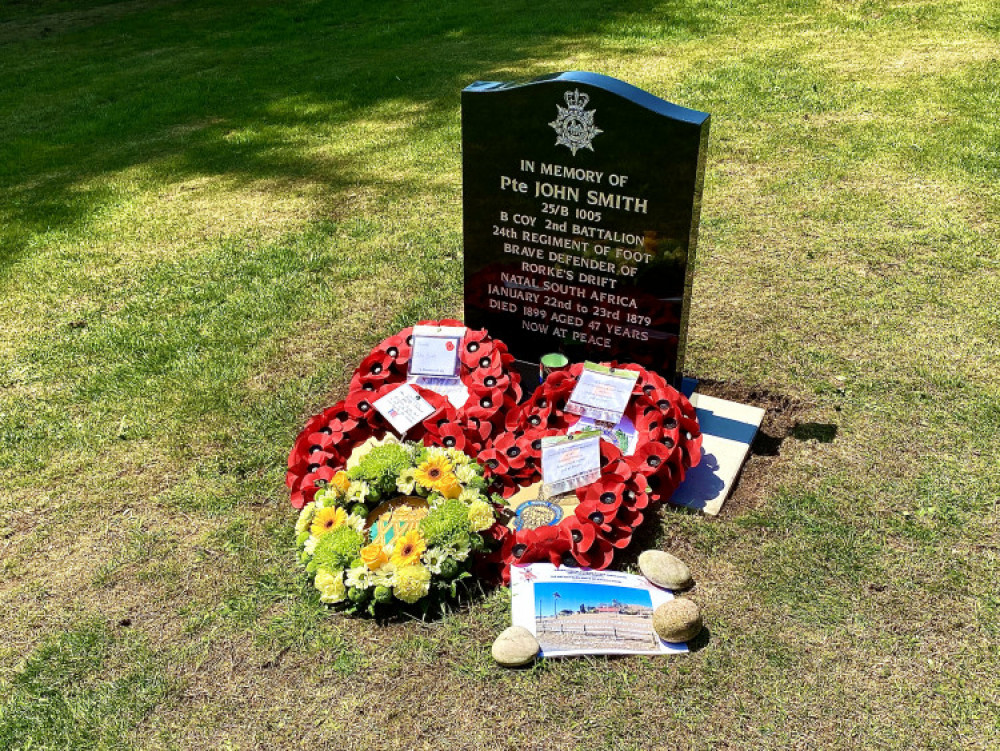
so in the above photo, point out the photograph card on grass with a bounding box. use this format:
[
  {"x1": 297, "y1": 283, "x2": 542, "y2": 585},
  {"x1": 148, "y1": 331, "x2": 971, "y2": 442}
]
[{"x1": 511, "y1": 563, "x2": 689, "y2": 657}]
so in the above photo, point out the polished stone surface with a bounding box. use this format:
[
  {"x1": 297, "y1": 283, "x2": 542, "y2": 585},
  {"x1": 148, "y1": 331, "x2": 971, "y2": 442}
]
[{"x1": 463, "y1": 72, "x2": 709, "y2": 386}]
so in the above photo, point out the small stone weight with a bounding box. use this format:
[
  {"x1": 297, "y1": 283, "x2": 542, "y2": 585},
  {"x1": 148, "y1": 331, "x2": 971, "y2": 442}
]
[
  {"x1": 653, "y1": 598, "x2": 703, "y2": 643},
  {"x1": 492, "y1": 625, "x2": 540, "y2": 667},
  {"x1": 638, "y1": 550, "x2": 693, "y2": 590}
]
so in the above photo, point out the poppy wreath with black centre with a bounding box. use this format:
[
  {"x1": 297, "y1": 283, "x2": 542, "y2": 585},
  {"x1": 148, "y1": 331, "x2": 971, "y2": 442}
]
[
  {"x1": 346, "y1": 319, "x2": 522, "y2": 453},
  {"x1": 286, "y1": 384, "x2": 462, "y2": 509},
  {"x1": 479, "y1": 361, "x2": 702, "y2": 584}
]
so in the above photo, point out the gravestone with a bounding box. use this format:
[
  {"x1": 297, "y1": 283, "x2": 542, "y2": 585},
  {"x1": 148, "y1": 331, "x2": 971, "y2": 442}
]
[{"x1": 463, "y1": 72, "x2": 709, "y2": 387}]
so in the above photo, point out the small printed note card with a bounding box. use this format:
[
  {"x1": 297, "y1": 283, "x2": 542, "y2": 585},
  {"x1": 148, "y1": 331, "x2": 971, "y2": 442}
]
[
  {"x1": 567, "y1": 413, "x2": 638, "y2": 456},
  {"x1": 565, "y1": 362, "x2": 639, "y2": 425},
  {"x1": 540, "y1": 429, "x2": 601, "y2": 496},
  {"x1": 407, "y1": 324, "x2": 466, "y2": 378},
  {"x1": 373, "y1": 384, "x2": 436, "y2": 436}
]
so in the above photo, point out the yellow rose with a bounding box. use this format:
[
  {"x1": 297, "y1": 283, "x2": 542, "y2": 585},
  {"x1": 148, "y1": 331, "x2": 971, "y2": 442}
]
[
  {"x1": 331, "y1": 471, "x2": 350, "y2": 494},
  {"x1": 436, "y1": 474, "x2": 463, "y2": 500},
  {"x1": 360, "y1": 541, "x2": 388, "y2": 571}
]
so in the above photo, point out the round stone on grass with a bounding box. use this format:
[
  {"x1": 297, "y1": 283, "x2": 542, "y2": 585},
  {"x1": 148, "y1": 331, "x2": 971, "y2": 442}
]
[
  {"x1": 491, "y1": 625, "x2": 540, "y2": 667},
  {"x1": 638, "y1": 550, "x2": 693, "y2": 591},
  {"x1": 653, "y1": 598, "x2": 703, "y2": 643}
]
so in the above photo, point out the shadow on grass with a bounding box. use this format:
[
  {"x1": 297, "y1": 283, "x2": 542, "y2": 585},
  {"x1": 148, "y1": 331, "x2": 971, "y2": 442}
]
[{"x1": 0, "y1": 0, "x2": 689, "y2": 273}]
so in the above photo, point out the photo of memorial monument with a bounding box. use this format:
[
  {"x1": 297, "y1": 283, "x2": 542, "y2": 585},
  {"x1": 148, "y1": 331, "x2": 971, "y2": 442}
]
[{"x1": 532, "y1": 581, "x2": 658, "y2": 654}]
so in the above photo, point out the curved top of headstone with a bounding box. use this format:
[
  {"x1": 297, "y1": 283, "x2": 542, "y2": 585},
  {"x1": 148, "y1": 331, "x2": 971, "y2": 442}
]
[{"x1": 464, "y1": 71, "x2": 709, "y2": 127}]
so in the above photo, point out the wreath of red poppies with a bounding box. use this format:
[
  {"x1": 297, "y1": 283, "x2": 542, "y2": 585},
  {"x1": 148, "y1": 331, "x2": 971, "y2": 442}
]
[
  {"x1": 286, "y1": 320, "x2": 522, "y2": 509},
  {"x1": 287, "y1": 322, "x2": 702, "y2": 585},
  {"x1": 478, "y1": 362, "x2": 702, "y2": 583}
]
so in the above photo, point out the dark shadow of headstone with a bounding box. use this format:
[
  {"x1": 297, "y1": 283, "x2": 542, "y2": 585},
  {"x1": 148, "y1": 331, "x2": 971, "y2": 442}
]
[
  {"x1": 790, "y1": 422, "x2": 838, "y2": 443},
  {"x1": 750, "y1": 429, "x2": 783, "y2": 457}
]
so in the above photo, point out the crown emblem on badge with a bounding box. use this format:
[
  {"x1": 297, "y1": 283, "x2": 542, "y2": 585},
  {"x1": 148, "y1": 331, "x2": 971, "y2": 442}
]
[{"x1": 549, "y1": 88, "x2": 603, "y2": 156}]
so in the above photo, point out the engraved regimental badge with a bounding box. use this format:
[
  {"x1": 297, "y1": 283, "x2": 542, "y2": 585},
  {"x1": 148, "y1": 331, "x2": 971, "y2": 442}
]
[{"x1": 549, "y1": 89, "x2": 603, "y2": 156}]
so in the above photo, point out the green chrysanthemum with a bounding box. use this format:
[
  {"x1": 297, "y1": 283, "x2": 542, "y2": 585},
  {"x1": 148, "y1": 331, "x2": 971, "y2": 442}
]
[
  {"x1": 419, "y1": 497, "x2": 475, "y2": 550},
  {"x1": 347, "y1": 443, "x2": 413, "y2": 497},
  {"x1": 311, "y1": 525, "x2": 365, "y2": 573}
]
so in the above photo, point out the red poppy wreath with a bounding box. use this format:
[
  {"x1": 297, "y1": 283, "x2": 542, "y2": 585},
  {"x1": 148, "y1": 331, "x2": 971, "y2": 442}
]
[
  {"x1": 478, "y1": 362, "x2": 703, "y2": 584},
  {"x1": 287, "y1": 320, "x2": 522, "y2": 509},
  {"x1": 347, "y1": 318, "x2": 523, "y2": 451}
]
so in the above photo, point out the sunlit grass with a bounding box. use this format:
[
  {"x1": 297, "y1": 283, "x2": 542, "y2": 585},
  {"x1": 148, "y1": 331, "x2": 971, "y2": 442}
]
[{"x1": 1, "y1": 0, "x2": 998, "y2": 748}]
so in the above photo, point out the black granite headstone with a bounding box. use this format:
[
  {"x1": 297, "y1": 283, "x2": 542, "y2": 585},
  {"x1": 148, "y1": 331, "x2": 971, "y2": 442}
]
[{"x1": 463, "y1": 72, "x2": 709, "y2": 387}]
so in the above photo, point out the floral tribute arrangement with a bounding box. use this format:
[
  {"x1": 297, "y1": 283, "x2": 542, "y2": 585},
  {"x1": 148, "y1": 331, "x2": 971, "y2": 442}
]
[
  {"x1": 286, "y1": 319, "x2": 703, "y2": 612},
  {"x1": 479, "y1": 362, "x2": 703, "y2": 582},
  {"x1": 294, "y1": 437, "x2": 500, "y2": 614}
]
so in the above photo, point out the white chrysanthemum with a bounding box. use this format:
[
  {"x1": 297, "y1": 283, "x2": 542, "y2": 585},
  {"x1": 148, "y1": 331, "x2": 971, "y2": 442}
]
[
  {"x1": 428, "y1": 492, "x2": 455, "y2": 511},
  {"x1": 422, "y1": 547, "x2": 447, "y2": 575},
  {"x1": 458, "y1": 488, "x2": 482, "y2": 505},
  {"x1": 346, "y1": 480, "x2": 370, "y2": 503},
  {"x1": 345, "y1": 514, "x2": 366, "y2": 533},
  {"x1": 455, "y1": 464, "x2": 477, "y2": 484},
  {"x1": 373, "y1": 562, "x2": 398, "y2": 588},
  {"x1": 303, "y1": 535, "x2": 320, "y2": 556},
  {"x1": 295, "y1": 502, "x2": 316, "y2": 536},
  {"x1": 345, "y1": 565, "x2": 376, "y2": 590},
  {"x1": 396, "y1": 467, "x2": 417, "y2": 495}
]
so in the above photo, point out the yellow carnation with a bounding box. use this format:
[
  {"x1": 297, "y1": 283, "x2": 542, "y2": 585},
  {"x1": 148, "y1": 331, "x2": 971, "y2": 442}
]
[
  {"x1": 311, "y1": 506, "x2": 347, "y2": 537},
  {"x1": 467, "y1": 499, "x2": 495, "y2": 532},
  {"x1": 295, "y1": 502, "x2": 316, "y2": 536},
  {"x1": 393, "y1": 564, "x2": 431, "y2": 604},
  {"x1": 360, "y1": 541, "x2": 389, "y2": 571},
  {"x1": 390, "y1": 529, "x2": 427, "y2": 568},
  {"x1": 315, "y1": 567, "x2": 347, "y2": 604}
]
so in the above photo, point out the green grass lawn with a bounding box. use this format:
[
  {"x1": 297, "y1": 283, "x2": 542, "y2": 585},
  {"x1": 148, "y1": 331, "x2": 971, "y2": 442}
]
[{"x1": 1, "y1": 0, "x2": 998, "y2": 748}]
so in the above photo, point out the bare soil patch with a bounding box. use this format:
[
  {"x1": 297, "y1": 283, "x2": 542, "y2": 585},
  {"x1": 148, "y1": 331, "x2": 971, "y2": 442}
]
[{"x1": 695, "y1": 378, "x2": 816, "y2": 518}]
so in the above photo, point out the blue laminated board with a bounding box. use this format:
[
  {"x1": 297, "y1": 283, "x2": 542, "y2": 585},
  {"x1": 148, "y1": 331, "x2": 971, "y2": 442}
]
[{"x1": 669, "y1": 392, "x2": 765, "y2": 515}]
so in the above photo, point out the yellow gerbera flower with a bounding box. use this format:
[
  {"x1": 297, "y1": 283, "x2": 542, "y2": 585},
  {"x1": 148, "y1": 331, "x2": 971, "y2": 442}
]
[
  {"x1": 414, "y1": 455, "x2": 453, "y2": 490},
  {"x1": 310, "y1": 506, "x2": 347, "y2": 537},
  {"x1": 331, "y1": 471, "x2": 350, "y2": 494},
  {"x1": 360, "y1": 541, "x2": 389, "y2": 571},
  {"x1": 390, "y1": 529, "x2": 427, "y2": 568}
]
